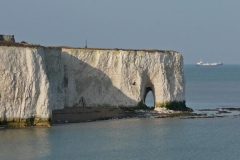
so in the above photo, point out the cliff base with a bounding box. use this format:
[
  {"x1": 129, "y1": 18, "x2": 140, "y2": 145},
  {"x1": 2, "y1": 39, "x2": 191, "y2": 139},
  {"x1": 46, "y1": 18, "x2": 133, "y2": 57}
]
[
  {"x1": 52, "y1": 105, "x2": 193, "y2": 124},
  {"x1": 0, "y1": 118, "x2": 51, "y2": 128}
]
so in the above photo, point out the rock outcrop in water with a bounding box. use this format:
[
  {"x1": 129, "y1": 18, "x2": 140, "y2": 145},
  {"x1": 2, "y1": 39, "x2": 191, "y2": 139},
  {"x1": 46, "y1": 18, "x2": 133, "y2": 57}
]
[{"x1": 0, "y1": 42, "x2": 185, "y2": 126}]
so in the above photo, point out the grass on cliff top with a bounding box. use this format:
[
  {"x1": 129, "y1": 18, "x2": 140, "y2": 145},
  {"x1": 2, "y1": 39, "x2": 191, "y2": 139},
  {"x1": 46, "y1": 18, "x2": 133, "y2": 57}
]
[
  {"x1": 0, "y1": 41, "x2": 175, "y2": 53},
  {"x1": 62, "y1": 46, "x2": 175, "y2": 53},
  {"x1": 0, "y1": 41, "x2": 42, "y2": 48}
]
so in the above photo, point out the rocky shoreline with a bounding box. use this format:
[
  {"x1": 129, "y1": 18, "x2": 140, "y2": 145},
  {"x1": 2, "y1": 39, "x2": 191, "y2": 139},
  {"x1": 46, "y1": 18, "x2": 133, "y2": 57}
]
[
  {"x1": 52, "y1": 107, "x2": 240, "y2": 125},
  {"x1": 1, "y1": 107, "x2": 239, "y2": 129},
  {"x1": 52, "y1": 107, "x2": 194, "y2": 124}
]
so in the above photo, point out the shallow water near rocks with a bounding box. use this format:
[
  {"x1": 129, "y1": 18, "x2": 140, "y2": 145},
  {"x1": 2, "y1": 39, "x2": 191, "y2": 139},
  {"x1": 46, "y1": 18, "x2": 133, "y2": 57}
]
[{"x1": 1, "y1": 65, "x2": 240, "y2": 160}]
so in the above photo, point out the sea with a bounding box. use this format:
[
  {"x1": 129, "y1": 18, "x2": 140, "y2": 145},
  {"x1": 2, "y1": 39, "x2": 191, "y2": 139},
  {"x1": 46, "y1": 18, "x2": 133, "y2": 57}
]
[{"x1": 1, "y1": 65, "x2": 240, "y2": 160}]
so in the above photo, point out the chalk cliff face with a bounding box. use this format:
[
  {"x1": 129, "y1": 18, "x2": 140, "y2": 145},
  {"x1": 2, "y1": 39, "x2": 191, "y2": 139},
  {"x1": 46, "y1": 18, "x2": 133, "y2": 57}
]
[
  {"x1": 62, "y1": 48, "x2": 185, "y2": 108},
  {"x1": 0, "y1": 45, "x2": 185, "y2": 123},
  {"x1": 0, "y1": 46, "x2": 64, "y2": 121}
]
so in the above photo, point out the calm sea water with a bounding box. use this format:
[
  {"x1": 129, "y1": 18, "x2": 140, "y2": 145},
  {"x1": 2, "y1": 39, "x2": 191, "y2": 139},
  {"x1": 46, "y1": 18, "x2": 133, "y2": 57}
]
[
  {"x1": 185, "y1": 65, "x2": 240, "y2": 109},
  {"x1": 1, "y1": 65, "x2": 240, "y2": 160}
]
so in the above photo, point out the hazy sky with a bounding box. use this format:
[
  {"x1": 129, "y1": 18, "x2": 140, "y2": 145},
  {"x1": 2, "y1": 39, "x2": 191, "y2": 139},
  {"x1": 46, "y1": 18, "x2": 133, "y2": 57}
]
[{"x1": 1, "y1": 0, "x2": 240, "y2": 64}]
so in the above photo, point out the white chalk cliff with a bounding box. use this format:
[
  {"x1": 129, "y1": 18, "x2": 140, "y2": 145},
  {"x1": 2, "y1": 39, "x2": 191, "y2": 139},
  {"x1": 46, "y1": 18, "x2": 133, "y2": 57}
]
[{"x1": 0, "y1": 45, "x2": 185, "y2": 121}]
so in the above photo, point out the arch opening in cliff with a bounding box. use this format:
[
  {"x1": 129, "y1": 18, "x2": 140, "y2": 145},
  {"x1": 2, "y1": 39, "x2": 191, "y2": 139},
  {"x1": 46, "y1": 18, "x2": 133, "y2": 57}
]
[{"x1": 143, "y1": 86, "x2": 155, "y2": 109}]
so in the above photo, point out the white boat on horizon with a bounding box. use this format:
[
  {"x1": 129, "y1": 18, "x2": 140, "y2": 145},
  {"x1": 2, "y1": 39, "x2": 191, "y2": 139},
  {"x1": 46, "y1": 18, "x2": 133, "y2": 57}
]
[{"x1": 196, "y1": 59, "x2": 223, "y2": 66}]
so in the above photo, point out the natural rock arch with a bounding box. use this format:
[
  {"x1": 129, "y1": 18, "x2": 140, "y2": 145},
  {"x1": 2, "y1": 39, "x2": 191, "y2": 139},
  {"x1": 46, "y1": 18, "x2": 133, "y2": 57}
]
[{"x1": 143, "y1": 84, "x2": 155, "y2": 108}]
